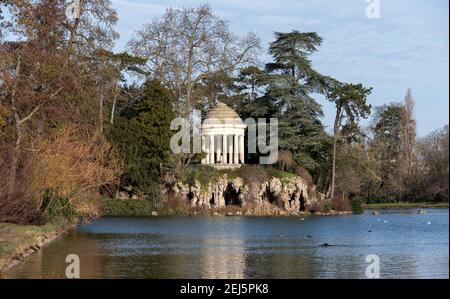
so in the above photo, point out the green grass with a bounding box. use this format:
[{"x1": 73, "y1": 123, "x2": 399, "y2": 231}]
[
  {"x1": 183, "y1": 165, "x2": 298, "y2": 187},
  {"x1": 0, "y1": 223, "x2": 57, "y2": 274},
  {"x1": 363, "y1": 202, "x2": 449, "y2": 209}
]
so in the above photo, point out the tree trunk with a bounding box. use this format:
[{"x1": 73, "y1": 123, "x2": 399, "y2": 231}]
[
  {"x1": 330, "y1": 132, "x2": 337, "y2": 199},
  {"x1": 184, "y1": 43, "x2": 194, "y2": 117},
  {"x1": 330, "y1": 107, "x2": 341, "y2": 200},
  {"x1": 99, "y1": 83, "x2": 104, "y2": 133},
  {"x1": 7, "y1": 120, "x2": 22, "y2": 201},
  {"x1": 110, "y1": 79, "x2": 119, "y2": 125},
  {"x1": 7, "y1": 58, "x2": 22, "y2": 201},
  {"x1": 185, "y1": 82, "x2": 193, "y2": 117},
  {"x1": 64, "y1": 1, "x2": 82, "y2": 69}
]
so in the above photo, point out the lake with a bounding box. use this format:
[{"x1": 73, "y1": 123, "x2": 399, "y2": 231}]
[{"x1": 6, "y1": 209, "x2": 449, "y2": 279}]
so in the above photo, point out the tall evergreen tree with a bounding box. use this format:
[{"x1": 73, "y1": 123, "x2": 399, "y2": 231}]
[
  {"x1": 108, "y1": 80, "x2": 175, "y2": 193},
  {"x1": 265, "y1": 31, "x2": 335, "y2": 174}
]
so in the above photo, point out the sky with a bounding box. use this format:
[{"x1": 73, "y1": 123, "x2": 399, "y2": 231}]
[{"x1": 111, "y1": 0, "x2": 449, "y2": 136}]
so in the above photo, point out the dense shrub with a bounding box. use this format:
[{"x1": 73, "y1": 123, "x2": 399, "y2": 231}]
[
  {"x1": 351, "y1": 197, "x2": 364, "y2": 214},
  {"x1": 0, "y1": 127, "x2": 120, "y2": 225},
  {"x1": 331, "y1": 196, "x2": 351, "y2": 211},
  {"x1": 102, "y1": 199, "x2": 153, "y2": 216},
  {"x1": 307, "y1": 201, "x2": 324, "y2": 213}
]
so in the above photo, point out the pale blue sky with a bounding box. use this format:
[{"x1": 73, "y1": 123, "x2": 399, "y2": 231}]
[{"x1": 112, "y1": 0, "x2": 449, "y2": 136}]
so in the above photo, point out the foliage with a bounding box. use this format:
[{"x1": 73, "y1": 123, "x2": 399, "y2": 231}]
[
  {"x1": 107, "y1": 80, "x2": 175, "y2": 194},
  {"x1": 327, "y1": 83, "x2": 372, "y2": 199},
  {"x1": 0, "y1": 0, "x2": 121, "y2": 225},
  {"x1": 182, "y1": 165, "x2": 298, "y2": 189},
  {"x1": 368, "y1": 103, "x2": 404, "y2": 196},
  {"x1": 330, "y1": 196, "x2": 351, "y2": 212},
  {"x1": 416, "y1": 125, "x2": 449, "y2": 201},
  {"x1": 350, "y1": 197, "x2": 364, "y2": 214},
  {"x1": 266, "y1": 31, "x2": 334, "y2": 175},
  {"x1": 102, "y1": 199, "x2": 153, "y2": 217},
  {"x1": 235, "y1": 30, "x2": 335, "y2": 186}
]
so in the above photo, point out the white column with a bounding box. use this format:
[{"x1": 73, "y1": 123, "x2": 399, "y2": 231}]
[
  {"x1": 201, "y1": 135, "x2": 206, "y2": 164},
  {"x1": 233, "y1": 134, "x2": 239, "y2": 164},
  {"x1": 239, "y1": 134, "x2": 245, "y2": 164},
  {"x1": 217, "y1": 135, "x2": 222, "y2": 164},
  {"x1": 223, "y1": 134, "x2": 228, "y2": 164},
  {"x1": 205, "y1": 135, "x2": 210, "y2": 164},
  {"x1": 228, "y1": 135, "x2": 233, "y2": 164},
  {"x1": 209, "y1": 134, "x2": 215, "y2": 164}
]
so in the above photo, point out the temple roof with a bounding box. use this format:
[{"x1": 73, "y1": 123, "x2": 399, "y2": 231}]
[{"x1": 204, "y1": 102, "x2": 244, "y2": 125}]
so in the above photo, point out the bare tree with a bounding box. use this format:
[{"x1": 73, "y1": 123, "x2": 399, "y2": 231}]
[
  {"x1": 0, "y1": 0, "x2": 121, "y2": 222},
  {"x1": 0, "y1": 1, "x2": 67, "y2": 199},
  {"x1": 127, "y1": 4, "x2": 261, "y2": 116},
  {"x1": 398, "y1": 88, "x2": 417, "y2": 197},
  {"x1": 64, "y1": 0, "x2": 118, "y2": 60},
  {"x1": 416, "y1": 125, "x2": 449, "y2": 199}
]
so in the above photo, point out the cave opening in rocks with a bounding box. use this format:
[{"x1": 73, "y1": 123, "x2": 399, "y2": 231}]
[
  {"x1": 210, "y1": 194, "x2": 215, "y2": 208},
  {"x1": 225, "y1": 183, "x2": 242, "y2": 206},
  {"x1": 299, "y1": 190, "x2": 306, "y2": 212},
  {"x1": 187, "y1": 191, "x2": 194, "y2": 202},
  {"x1": 264, "y1": 186, "x2": 279, "y2": 206}
]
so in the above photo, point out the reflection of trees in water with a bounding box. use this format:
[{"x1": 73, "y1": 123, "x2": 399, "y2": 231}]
[
  {"x1": 244, "y1": 251, "x2": 316, "y2": 278},
  {"x1": 312, "y1": 251, "x2": 364, "y2": 279},
  {"x1": 7, "y1": 233, "x2": 103, "y2": 279},
  {"x1": 198, "y1": 238, "x2": 246, "y2": 279}
]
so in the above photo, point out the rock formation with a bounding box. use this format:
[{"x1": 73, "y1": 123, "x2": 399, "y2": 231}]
[{"x1": 165, "y1": 173, "x2": 323, "y2": 213}]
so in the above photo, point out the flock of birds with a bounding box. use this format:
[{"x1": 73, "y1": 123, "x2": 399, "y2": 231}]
[{"x1": 276, "y1": 209, "x2": 433, "y2": 247}]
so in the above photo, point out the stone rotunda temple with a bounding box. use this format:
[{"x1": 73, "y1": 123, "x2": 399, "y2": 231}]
[{"x1": 201, "y1": 102, "x2": 247, "y2": 169}]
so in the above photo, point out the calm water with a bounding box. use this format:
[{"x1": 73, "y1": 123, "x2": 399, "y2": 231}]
[{"x1": 7, "y1": 209, "x2": 449, "y2": 279}]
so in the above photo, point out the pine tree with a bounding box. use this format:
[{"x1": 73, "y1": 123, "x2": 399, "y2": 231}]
[{"x1": 265, "y1": 31, "x2": 335, "y2": 174}]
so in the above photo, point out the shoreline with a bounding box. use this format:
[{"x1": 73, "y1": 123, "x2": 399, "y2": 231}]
[
  {"x1": 363, "y1": 202, "x2": 449, "y2": 209},
  {"x1": 0, "y1": 223, "x2": 74, "y2": 278}
]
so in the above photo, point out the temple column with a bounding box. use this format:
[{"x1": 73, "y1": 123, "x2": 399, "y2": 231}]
[
  {"x1": 234, "y1": 134, "x2": 239, "y2": 164},
  {"x1": 201, "y1": 135, "x2": 206, "y2": 164},
  {"x1": 209, "y1": 134, "x2": 215, "y2": 164},
  {"x1": 217, "y1": 135, "x2": 222, "y2": 164},
  {"x1": 239, "y1": 135, "x2": 245, "y2": 164},
  {"x1": 223, "y1": 134, "x2": 228, "y2": 164},
  {"x1": 228, "y1": 135, "x2": 233, "y2": 164}
]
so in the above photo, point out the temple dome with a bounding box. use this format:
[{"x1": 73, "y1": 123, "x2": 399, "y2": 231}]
[{"x1": 204, "y1": 102, "x2": 244, "y2": 125}]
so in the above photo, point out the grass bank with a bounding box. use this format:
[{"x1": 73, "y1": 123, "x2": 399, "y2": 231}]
[
  {"x1": 182, "y1": 165, "x2": 300, "y2": 187},
  {"x1": 363, "y1": 202, "x2": 449, "y2": 209},
  {"x1": 0, "y1": 222, "x2": 61, "y2": 276}
]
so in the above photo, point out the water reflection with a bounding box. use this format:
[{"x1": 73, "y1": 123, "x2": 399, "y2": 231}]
[{"x1": 6, "y1": 209, "x2": 449, "y2": 279}]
